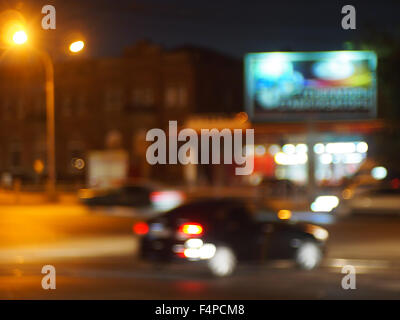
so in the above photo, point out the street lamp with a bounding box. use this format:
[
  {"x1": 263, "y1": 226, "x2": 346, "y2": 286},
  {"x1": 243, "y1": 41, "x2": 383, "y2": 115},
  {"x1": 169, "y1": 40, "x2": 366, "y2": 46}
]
[
  {"x1": 10, "y1": 28, "x2": 85, "y2": 199},
  {"x1": 12, "y1": 30, "x2": 27, "y2": 45},
  {"x1": 69, "y1": 40, "x2": 85, "y2": 53}
]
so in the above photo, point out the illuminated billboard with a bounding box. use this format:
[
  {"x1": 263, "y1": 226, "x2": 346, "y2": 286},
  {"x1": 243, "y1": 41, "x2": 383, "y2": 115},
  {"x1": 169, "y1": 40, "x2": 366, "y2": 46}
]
[{"x1": 244, "y1": 51, "x2": 377, "y2": 121}]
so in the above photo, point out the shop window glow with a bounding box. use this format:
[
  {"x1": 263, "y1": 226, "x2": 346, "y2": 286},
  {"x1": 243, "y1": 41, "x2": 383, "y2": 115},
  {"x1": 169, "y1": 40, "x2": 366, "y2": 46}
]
[
  {"x1": 311, "y1": 196, "x2": 339, "y2": 213},
  {"x1": 371, "y1": 166, "x2": 387, "y2": 180}
]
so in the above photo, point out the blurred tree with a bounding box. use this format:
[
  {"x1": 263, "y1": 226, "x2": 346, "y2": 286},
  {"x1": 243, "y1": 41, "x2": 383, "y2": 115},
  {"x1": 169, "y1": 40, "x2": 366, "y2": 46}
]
[{"x1": 353, "y1": 25, "x2": 400, "y2": 172}]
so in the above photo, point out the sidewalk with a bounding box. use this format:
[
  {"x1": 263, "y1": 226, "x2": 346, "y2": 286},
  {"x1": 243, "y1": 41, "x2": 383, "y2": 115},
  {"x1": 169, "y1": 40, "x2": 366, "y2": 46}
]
[
  {"x1": 0, "y1": 235, "x2": 136, "y2": 264},
  {"x1": 0, "y1": 190, "x2": 79, "y2": 206}
]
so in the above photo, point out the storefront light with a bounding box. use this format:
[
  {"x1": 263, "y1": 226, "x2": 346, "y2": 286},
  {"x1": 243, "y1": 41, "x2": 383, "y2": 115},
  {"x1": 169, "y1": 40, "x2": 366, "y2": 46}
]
[
  {"x1": 255, "y1": 145, "x2": 266, "y2": 156},
  {"x1": 274, "y1": 152, "x2": 307, "y2": 165},
  {"x1": 268, "y1": 144, "x2": 280, "y2": 156},
  {"x1": 311, "y1": 195, "x2": 339, "y2": 212},
  {"x1": 371, "y1": 166, "x2": 387, "y2": 180},
  {"x1": 282, "y1": 144, "x2": 296, "y2": 154},
  {"x1": 332, "y1": 154, "x2": 341, "y2": 164},
  {"x1": 249, "y1": 173, "x2": 263, "y2": 186},
  {"x1": 320, "y1": 153, "x2": 333, "y2": 165},
  {"x1": 356, "y1": 142, "x2": 368, "y2": 153},
  {"x1": 313, "y1": 143, "x2": 325, "y2": 154},
  {"x1": 295, "y1": 144, "x2": 308, "y2": 154},
  {"x1": 275, "y1": 168, "x2": 285, "y2": 179},
  {"x1": 343, "y1": 153, "x2": 363, "y2": 164},
  {"x1": 274, "y1": 152, "x2": 287, "y2": 165},
  {"x1": 325, "y1": 142, "x2": 356, "y2": 154},
  {"x1": 297, "y1": 153, "x2": 308, "y2": 164}
]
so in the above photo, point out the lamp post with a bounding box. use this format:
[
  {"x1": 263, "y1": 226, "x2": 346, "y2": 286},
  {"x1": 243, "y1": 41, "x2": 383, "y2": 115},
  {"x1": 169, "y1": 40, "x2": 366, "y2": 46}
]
[
  {"x1": 40, "y1": 49, "x2": 56, "y2": 198},
  {"x1": 9, "y1": 29, "x2": 85, "y2": 198}
]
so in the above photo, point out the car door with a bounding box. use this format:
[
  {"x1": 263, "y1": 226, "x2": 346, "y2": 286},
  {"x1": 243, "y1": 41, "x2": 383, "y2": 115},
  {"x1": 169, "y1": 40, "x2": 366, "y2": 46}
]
[
  {"x1": 118, "y1": 186, "x2": 151, "y2": 207},
  {"x1": 221, "y1": 205, "x2": 260, "y2": 261},
  {"x1": 264, "y1": 223, "x2": 298, "y2": 259},
  {"x1": 252, "y1": 208, "x2": 280, "y2": 262}
]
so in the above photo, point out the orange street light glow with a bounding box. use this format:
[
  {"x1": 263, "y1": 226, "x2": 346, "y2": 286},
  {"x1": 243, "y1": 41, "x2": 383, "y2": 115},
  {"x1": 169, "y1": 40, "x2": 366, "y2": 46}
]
[
  {"x1": 69, "y1": 40, "x2": 84, "y2": 53},
  {"x1": 12, "y1": 30, "x2": 28, "y2": 45},
  {"x1": 33, "y1": 159, "x2": 44, "y2": 174},
  {"x1": 278, "y1": 209, "x2": 292, "y2": 220}
]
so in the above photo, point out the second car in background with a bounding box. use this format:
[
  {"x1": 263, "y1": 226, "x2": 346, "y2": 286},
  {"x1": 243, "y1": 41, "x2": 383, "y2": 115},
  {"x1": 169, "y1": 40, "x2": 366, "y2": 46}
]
[{"x1": 79, "y1": 182, "x2": 186, "y2": 215}]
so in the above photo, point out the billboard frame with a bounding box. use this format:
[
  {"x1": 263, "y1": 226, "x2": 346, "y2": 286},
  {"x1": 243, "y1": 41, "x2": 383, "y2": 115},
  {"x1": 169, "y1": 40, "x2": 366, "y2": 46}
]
[{"x1": 244, "y1": 50, "x2": 378, "y2": 123}]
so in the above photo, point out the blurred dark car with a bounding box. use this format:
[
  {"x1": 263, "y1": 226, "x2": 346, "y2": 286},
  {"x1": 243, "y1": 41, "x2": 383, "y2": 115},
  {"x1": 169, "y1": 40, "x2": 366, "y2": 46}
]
[
  {"x1": 134, "y1": 198, "x2": 328, "y2": 277},
  {"x1": 338, "y1": 186, "x2": 400, "y2": 216},
  {"x1": 79, "y1": 183, "x2": 185, "y2": 213}
]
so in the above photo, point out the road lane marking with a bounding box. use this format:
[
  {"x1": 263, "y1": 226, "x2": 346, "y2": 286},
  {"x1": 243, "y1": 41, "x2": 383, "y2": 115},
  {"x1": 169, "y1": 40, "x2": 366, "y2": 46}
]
[{"x1": 325, "y1": 258, "x2": 391, "y2": 269}]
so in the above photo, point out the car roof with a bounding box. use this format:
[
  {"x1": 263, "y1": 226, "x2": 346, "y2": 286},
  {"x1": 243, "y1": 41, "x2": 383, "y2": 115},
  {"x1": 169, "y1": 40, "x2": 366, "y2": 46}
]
[
  {"x1": 185, "y1": 197, "x2": 247, "y2": 207},
  {"x1": 167, "y1": 197, "x2": 247, "y2": 214},
  {"x1": 159, "y1": 197, "x2": 249, "y2": 222}
]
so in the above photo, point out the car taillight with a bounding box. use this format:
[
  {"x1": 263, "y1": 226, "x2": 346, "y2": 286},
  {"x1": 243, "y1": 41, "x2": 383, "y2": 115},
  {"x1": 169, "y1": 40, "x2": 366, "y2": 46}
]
[
  {"x1": 150, "y1": 190, "x2": 185, "y2": 202},
  {"x1": 133, "y1": 222, "x2": 149, "y2": 235},
  {"x1": 149, "y1": 191, "x2": 185, "y2": 211},
  {"x1": 179, "y1": 223, "x2": 203, "y2": 236}
]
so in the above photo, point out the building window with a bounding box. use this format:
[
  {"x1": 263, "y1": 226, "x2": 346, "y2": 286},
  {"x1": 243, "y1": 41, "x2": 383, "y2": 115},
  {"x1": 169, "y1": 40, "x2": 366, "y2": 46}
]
[
  {"x1": 34, "y1": 138, "x2": 46, "y2": 173},
  {"x1": 77, "y1": 94, "x2": 87, "y2": 116},
  {"x1": 105, "y1": 87, "x2": 124, "y2": 111},
  {"x1": 11, "y1": 151, "x2": 21, "y2": 168},
  {"x1": 131, "y1": 87, "x2": 154, "y2": 107},
  {"x1": 68, "y1": 141, "x2": 85, "y2": 173},
  {"x1": 17, "y1": 97, "x2": 25, "y2": 119},
  {"x1": 35, "y1": 97, "x2": 44, "y2": 115},
  {"x1": 178, "y1": 86, "x2": 188, "y2": 107},
  {"x1": 224, "y1": 90, "x2": 233, "y2": 107},
  {"x1": 164, "y1": 84, "x2": 187, "y2": 108},
  {"x1": 2, "y1": 98, "x2": 11, "y2": 119},
  {"x1": 62, "y1": 95, "x2": 72, "y2": 117},
  {"x1": 165, "y1": 86, "x2": 177, "y2": 107},
  {"x1": 10, "y1": 144, "x2": 22, "y2": 168}
]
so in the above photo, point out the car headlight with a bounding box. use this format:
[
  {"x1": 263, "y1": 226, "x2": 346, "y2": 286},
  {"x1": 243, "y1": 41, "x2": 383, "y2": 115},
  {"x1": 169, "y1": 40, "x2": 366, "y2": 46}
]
[
  {"x1": 277, "y1": 209, "x2": 291, "y2": 220},
  {"x1": 311, "y1": 195, "x2": 339, "y2": 212},
  {"x1": 307, "y1": 225, "x2": 329, "y2": 241}
]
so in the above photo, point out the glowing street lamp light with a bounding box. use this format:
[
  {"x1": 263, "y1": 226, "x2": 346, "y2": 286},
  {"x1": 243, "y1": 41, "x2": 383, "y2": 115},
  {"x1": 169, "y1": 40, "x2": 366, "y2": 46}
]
[
  {"x1": 12, "y1": 30, "x2": 28, "y2": 45},
  {"x1": 69, "y1": 40, "x2": 84, "y2": 53},
  {"x1": 3, "y1": 20, "x2": 85, "y2": 199}
]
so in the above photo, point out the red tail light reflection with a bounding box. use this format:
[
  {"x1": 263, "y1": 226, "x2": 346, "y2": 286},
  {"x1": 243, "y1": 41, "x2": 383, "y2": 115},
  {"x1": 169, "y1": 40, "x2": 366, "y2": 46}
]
[
  {"x1": 179, "y1": 223, "x2": 203, "y2": 236},
  {"x1": 133, "y1": 222, "x2": 149, "y2": 235}
]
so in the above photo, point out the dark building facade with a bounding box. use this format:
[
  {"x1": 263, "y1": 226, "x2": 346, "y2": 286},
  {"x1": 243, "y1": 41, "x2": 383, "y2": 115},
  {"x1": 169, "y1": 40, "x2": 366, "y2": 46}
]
[{"x1": 0, "y1": 40, "x2": 243, "y2": 185}]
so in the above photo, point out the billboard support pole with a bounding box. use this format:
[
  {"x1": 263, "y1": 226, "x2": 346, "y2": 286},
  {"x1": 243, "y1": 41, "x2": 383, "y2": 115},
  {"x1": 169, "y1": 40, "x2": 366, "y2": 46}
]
[{"x1": 306, "y1": 119, "x2": 317, "y2": 203}]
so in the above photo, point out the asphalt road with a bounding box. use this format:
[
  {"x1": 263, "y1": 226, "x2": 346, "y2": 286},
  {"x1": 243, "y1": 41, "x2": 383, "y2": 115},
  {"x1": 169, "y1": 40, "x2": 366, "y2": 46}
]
[{"x1": 0, "y1": 204, "x2": 399, "y2": 299}]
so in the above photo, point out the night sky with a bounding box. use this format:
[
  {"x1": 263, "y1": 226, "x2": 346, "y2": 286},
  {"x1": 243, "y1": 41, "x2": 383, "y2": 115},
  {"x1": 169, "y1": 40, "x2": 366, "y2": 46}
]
[{"x1": 2, "y1": 0, "x2": 399, "y2": 59}]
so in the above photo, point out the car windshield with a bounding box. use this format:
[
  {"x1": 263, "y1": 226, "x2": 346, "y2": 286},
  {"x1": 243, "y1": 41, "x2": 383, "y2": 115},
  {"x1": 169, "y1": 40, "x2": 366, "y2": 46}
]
[
  {"x1": 164, "y1": 199, "x2": 246, "y2": 220},
  {"x1": 122, "y1": 185, "x2": 151, "y2": 194}
]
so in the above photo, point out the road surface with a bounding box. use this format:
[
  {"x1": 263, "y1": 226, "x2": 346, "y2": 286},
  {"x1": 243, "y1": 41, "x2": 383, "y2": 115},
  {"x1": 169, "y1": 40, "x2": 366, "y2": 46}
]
[{"x1": 0, "y1": 204, "x2": 399, "y2": 299}]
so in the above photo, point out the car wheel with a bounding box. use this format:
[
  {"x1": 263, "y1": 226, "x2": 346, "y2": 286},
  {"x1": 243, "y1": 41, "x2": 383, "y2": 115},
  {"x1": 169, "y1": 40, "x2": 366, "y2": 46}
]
[
  {"x1": 207, "y1": 246, "x2": 237, "y2": 277},
  {"x1": 295, "y1": 241, "x2": 322, "y2": 270}
]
